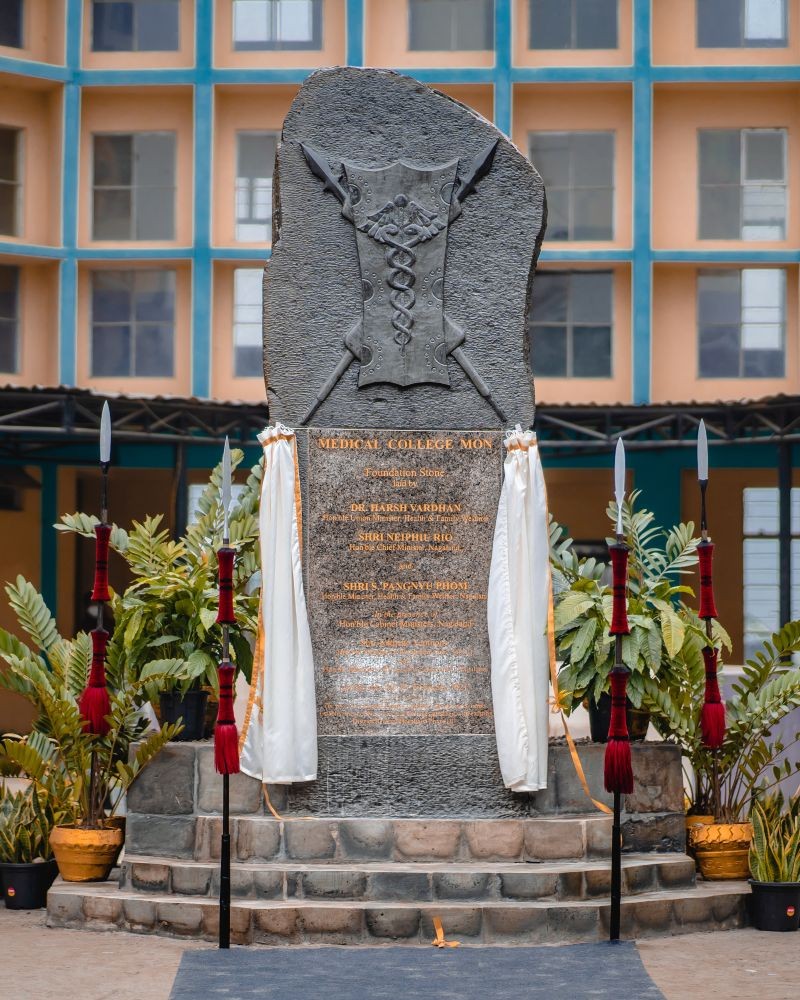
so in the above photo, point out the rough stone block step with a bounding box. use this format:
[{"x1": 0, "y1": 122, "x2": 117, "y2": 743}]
[
  {"x1": 121, "y1": 853, "x2": 696, "y2": 902},
  {"x1": 47, "y1": 880, "x2": 748, "y2": 946},
  {"x1": 128, "y1": 813, "x2": 616, "y2": 863}
]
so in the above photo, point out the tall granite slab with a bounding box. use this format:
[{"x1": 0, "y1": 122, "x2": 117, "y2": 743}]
[
  {"x1": 263, "y1": 68, "x2": 547, "y2": 814},
  {"x1": 265, "y1": 67, "x2": 546, "y2": 430}
]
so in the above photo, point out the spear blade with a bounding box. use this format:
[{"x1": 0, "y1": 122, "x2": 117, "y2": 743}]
[
  {"x1": 100, "y1": 402, "x2": 111, "y2": 465},
  {"x1": 455, "y1": 139, "x2": 499, "y2": 204},
  {"x1": 614, "y1": 438, "x2": 625, "y2": 537},
  {"x1": 697, "y1": 420, "x2": 709, "y2": 483},
  {"x1": 222, "y1": 437, "x2": 232, "y2": 542}
]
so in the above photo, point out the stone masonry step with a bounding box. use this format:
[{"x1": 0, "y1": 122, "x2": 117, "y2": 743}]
[
  {"x1": 120, "y1": 853, "x2": 696, "y2": 903},
  {"x1": 47, "y1": 879, "x2": 748, "y2": 946},
  {"x1": 129, "y1": 814, "x2": 616, "y2": 864}
]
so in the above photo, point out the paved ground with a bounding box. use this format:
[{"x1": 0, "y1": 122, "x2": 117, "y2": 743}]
[{"x1": 2, "y1": 908, "x2": 799, "y2": 1000}]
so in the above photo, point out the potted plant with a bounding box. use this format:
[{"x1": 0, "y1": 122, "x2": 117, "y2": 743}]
[
  {"x1": 0, "y1": 577, "x2": 183, "y2": 882},
  {"x1": 57, "y1": 449, "x2": 262, "y2": 741},
  {"x1": 550, "y1": 492, "x2": 704, "y2": 741},
  {"x1": 649, "y1": 620, "x2": 800, "y2": 880},
  {"x1": 749, "y1": 793, "x2": 800, "y2": 931},
  {"x1": 0, "y1": 785, "x2": 60, "y2": 908}
]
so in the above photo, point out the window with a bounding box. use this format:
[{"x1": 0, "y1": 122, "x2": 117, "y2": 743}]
[
  {"x1": 529, "y1": 271, "x2": 613, "y2": 377},
  {"x1": 409, "y1": 0, "x2": 494, "y2": 50},
  {"x1": 0, "y1": 265, "x2": 19, "y2": 372},
  {"x1": 530, "y1": 0, "x2": 618, "y2": 49},
  {"x1": 92, "y1": 0, "x2": 180, "y2": 51},
  {"x1": 697, "y1": 0, "x2": 787, "y2": 47},
  {"x1": 699, "y1": 129, "x2": 786, "y2": 241},
  {"x1": 91, "y1": 270, "x2": 175, "y2": 377},
  {"x1": 529, "y1": 132, "x2": 614, "y2": 241},
  {"x1": 698, "y1": 268, "x2": 785, "y2": 377},
  {"x1": 233, "y1": 0, "x2": 322, "y2": 50},
  {"x1": 0, "y1": 0, "x2": 23, "y2": 48},
  {"x1": 236, "y1": 133, "x2": 277, "y2": 242},
  {"x1": 187, "y1": 482, "x2": 247, "y2": 528},
  {"x1": 92, "y1": 133, "x2": 176, "y2": 241},
  {"x1": 742, "y1": 487, "x2": 800, "y2": 661},
  {"x1": 0, "y1": 127, "x2": 21, "y2": 237},
  {"x1": 233, "y1": 268, "x2": 263, "y2": 377}
]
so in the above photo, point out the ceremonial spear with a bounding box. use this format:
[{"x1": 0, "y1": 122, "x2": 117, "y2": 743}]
[
  {"x1": 696, "y1": 421, "x2": 725, "y2": 809},
  {"x1": 215, "y1": 437, "x2": 240, "y2": 949},
  {"x1": 78, "y1": 402, "x2": 113, "y2": 826},
  {"x1": 605, "y1": 438, "x2": 634, "y2": 942}
]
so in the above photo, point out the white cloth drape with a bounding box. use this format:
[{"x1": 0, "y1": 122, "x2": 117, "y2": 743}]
[
  {"x1": 240, "y1": 424, "x2": 318, "y2": 784},
  {"x1": 487, "y1": 427, "x2": 553, "y2": 792}
]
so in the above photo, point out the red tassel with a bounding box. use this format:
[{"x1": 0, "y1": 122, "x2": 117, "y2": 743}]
[
  {"x1": 609, "y1": 544, "x2": 630, "y2": 635},
  {"x1": 79, "y1": 627, "x2": 110, "y2": 735},
  {"x1": 91, "y1": 523, "x2": 112, "y2": 602},
  {"x1": 697, "y1": 541, "x2": 718, "y2": 620},
  {"x1": 216, "y1": 547, "x2": 236, "y2": 625},
  {"x1": 701, "y1": 646, "x2": 726, "y2": 749},
  {"x1": 604, "y1": 669, "x2": 634, "y2": 794},
  {"x1": 214, "y1": 661, "x2": 240, "y2": 775}
]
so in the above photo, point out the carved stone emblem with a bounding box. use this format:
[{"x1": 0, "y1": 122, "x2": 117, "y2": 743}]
[{"x1": 300, "y1": 142, "x2": 506, "y2": 423}]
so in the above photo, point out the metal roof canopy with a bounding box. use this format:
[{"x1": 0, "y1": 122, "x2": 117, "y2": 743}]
[{"x1": 0, "y1": 386, "x2": 798, "y2": 458}]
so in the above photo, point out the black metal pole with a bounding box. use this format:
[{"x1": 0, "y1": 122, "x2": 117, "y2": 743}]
[
  {"x1": 219, "y1": 600, "x2": 232, "y2": 950},
  {"x1": 220, "y1": 772, "x2": 231, "y2": 949},
  {"x1": 610, "y1": 789, "x2": 622, "y2": 941},
  {"x1": 778, "y1": 441, "x2": 792, "y2": 632},
  {"x1": 609, "y1": 630, "x2": 623, "y2": 942}
]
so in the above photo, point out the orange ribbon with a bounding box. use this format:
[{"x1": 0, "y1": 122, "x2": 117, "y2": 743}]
[{"x1": 431, "y1": 916, "x2": 460, "y2": 948}]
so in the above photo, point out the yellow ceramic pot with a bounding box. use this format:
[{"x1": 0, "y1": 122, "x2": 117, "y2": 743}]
[
  {"x1": 49, "y1": 824, "x2": 124, "y2": 883},
  {"x1": 685, "y1": 814, "x2": 715, "y2": 836},
  {"x1": 689, "y1": 822, "x2": 753, "y2": 880}
]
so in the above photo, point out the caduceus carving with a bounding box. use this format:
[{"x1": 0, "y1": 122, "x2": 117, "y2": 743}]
[{"x1": 299, "y1": 141, "x2": 506, "y2": 424}]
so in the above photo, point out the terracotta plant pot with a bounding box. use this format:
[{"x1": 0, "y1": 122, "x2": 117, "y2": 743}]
[
  {"x1": 49, "y1": 824, "x2": 124, "y2": 883},
  {"x1": 689, "y1": 821, "x2": 753, "y2": 880},
  {"x1": 685, "y1": 814, "x2": 715, "y2": 869}
]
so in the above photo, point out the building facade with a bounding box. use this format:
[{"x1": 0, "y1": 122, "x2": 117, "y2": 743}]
[{"x1": 0, "y1": 0, "x2": 798, "y2": 729}]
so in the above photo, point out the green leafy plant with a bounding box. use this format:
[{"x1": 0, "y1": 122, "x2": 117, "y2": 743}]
[
  {"x1": 0, "y1": 785, "x2": 60, "y2": 863},
  {"x1": 550, "y1": 491, "x2": 718, "y2": 713},
  {"x1": 0, "y1": 576, "x2": 183, "y2": 827},
  {"x1": 649, "y1": 621, "x2": 800, "y2": 822},
  {"x1": 56, "y1": 448, "x2": 262, "y2": 700},
  {"x1": 749, "y1": 793, "x2": 800, "y2": 883}
]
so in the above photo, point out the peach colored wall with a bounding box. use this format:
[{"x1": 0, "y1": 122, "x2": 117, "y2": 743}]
[
  {"x1": 0, "y1": 82, "x2": 62, "y2": 246},
  {"x1": 533, "y1": 263, "x2": 632, "y2": 405},
  {"x1": 364, "y1": 0, "x2": 494, "y2": 68},
  {"x1": 0, "y1": 259, "x2": 59, "y2": 383},
  {"x1": 434, "y1": 84, "x2": 494, "y2": 123},
  {"x1": 76, "y1": 260, "x2": 193, "y2": 396},
  {"x1": 82, "y1": 0, "x2": 196, "y2": 69},
  {"x1": 513, "y1": 84, "x2": 633, "y2": 249},
  {"x1": 514, "y1": 0, "x2": 632, "y2": 67},
  {"x1": 214, "y1": 0, "x2": 346, "y2": 68},
  {"x1": 680, "y1": 467, "x2": 800, "y2": 663},
  {"x1": 651, "y1": 264, "x2": 800, "y2": 402},
  {"x1": 653, "y1": 84, "x2": 800, "y2": 251},
  {"x1": 212, "y1": 85, "x2": 298, "y2": 247},
  {"x1": 0, "y1": 467, "x2": 41, "y2": 735},
  {"x1": 654, "y1": 0, "x2": 800, "y2": 65},
  {"x1": 211, "y1": 259, "x2": 267, "y2": 402},
  {"x1": 0, "y1": 0, "x2": 65, "y2": 65},
  {"x1": 79, "y1": 88, "x2": 194, "y2": 248}
]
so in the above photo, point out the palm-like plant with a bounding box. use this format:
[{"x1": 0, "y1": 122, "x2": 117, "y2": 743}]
[
  {"x1": 550, "y1": 491, "x2": 720, "y2": 712},
  {"x1": 56, "y1": 448, "x2": 262, "y2": 699},
  {"x1": 0, "y1": 577, "x2": 183, "y2": 827},
  {"x1": 649, "y1": 621, "x2": 800, "y2": 821}
]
